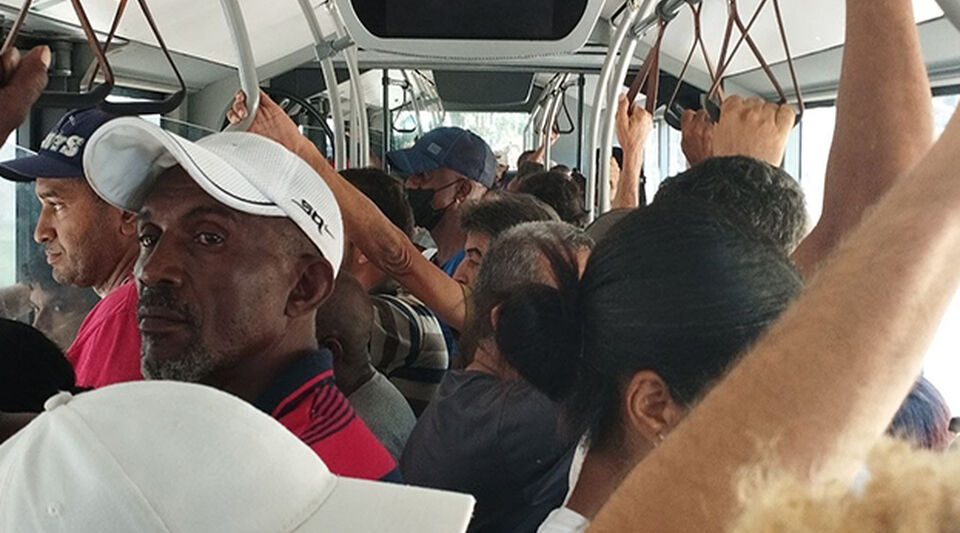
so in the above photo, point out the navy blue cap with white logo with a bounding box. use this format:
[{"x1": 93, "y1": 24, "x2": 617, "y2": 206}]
[
  {"x1": 0, "y1": 107, "x2": 116, "y2": 182},
  {"x1": 387, "y1": 127, "x2": 497, "y2": 188}
]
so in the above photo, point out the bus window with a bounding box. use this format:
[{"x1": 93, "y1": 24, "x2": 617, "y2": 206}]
[
  {"x1": 392, "y1": 111, "x2": 534, "y2": 172},
  {"x1": 917, "y1": 91, "x2": 960, "y2": 412},
  {"x1": 796, "y1": 90, "x2": 960, "y2": 411},
  {"x1": 0, "y1": 134, "x2": 16, "y2": 287},
  {"x1": 799, "y1": 106, "x2": 836, "y2": 225}
]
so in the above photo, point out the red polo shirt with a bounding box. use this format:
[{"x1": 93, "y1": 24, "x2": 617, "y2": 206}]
[
  {"x1": 253, "y1": 350, "x2": 400, "y2": 481},
  {"x1": 67, "y1": 279, "x2": 143, "y2": 388}
]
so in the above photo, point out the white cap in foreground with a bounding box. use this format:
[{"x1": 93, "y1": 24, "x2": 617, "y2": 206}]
[
  {"x1": 0, "y1": 382, "x2": 474, "y2": 532},
  {"x1": 82, "y1": 118, "x2": 344, "y2": 274}
]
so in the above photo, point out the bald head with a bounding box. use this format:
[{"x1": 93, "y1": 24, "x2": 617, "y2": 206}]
[{"x1": 315, "y1": 272, "x2": 375, "y2": 394}]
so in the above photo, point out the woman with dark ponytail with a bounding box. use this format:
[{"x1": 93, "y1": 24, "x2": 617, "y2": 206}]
[
  {"x1": 496, "y1": 198, "x2": 803, "y2": 533},
  {"x1": 401, "y1": 221, "x2": 594, "y2": 533}
]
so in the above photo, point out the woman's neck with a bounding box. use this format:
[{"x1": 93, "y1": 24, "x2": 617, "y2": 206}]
[
  {"x1": 465, "y1": 342, "x2": 518, "y2": 380},
  {"x1": 566, "y1": 441, "x2": 654, "y2": 520}
]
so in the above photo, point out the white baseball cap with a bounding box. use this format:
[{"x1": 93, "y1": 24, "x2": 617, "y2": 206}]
[
  {"x1": 82, "y1": 118, "x2": 344, "y2": 274},
  {"x1": 0, "y1": 382, "x2": 475, "y2": 532}
]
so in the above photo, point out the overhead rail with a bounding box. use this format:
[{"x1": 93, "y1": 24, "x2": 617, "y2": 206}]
[
  {"x1": 938, "y1": 0, "x2": 960, "y2": 32},
  {"x1": 220, "y1": 0, "x2": 260, "y2": 132}
]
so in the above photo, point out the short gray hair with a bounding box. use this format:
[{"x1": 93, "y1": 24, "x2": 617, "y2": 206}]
[{"x1": 463, "y1": 221, "x2": 593, "y2": 360}]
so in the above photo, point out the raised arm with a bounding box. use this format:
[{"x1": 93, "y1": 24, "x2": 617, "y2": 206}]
[
  {"x1": 791, "y1": 0, "x2": 932, "y2": 277},
  {"x1": 229, "y1": 92, "x2": 468, "y2": 330},
  {"x1": 612, "y1": 94, "x2": 653, "y2": 209},
  {"x1": 590, "y1": 85, "x2": 958, "y2": 533}
]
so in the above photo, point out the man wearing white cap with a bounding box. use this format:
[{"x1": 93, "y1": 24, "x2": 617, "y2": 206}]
[
  {"x1": 0, "y1": 381, "x2": 474, "y2": 532},
  {"x1": 81, "y1": 119, "x2": 399, "y2": 481}
]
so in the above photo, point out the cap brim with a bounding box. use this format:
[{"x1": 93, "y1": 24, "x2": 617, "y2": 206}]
[
  {"x1": 298, "y1": 476, "x2": 475, "y2": 533},
  {"x1": 386, "y1": 146, "x2": 440, "y2": 176},
  {"x1": 83, "y1": 118, "x2": 281, "y2": 217},
  {"x1": 0, "y1": 153, "x2": 83, "y2": 182}
]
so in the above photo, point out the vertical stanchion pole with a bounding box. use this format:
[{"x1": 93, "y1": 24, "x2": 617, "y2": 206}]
[
  {"x1": 382, "y1": 69, "x2": 390, "y2": 171},
  {"x1": 576, "y1": 73, "x2": 585, "y2": 171}
]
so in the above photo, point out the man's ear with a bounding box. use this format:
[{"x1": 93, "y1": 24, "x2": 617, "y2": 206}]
[
  {"x1": 623, "y1": 370, "x2": 684, "y2": 446},
  {"x1": 323, "y1": 336, "x2": 344, "y2": 362},
  {"x1": 489, "y1": 303, "x2": 503, "y2": 331},
  {"x1": 455, "y1": 179, "x2": 473, "y2": 202},
  {"x1": 119, "y1": 209, "x2": 138, "y2": 238},
  {"x1": 287, "y1": 258, "x2": 335, "y2": 318}
]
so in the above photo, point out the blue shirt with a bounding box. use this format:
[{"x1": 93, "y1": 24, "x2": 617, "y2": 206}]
[{"x1": 439, "y1": 249, "x2": 466, "y2": 364}]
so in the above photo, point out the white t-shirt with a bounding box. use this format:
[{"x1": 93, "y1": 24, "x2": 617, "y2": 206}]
[{"x1": 537, "y1": 507, "x2": 590, "y2": 533}]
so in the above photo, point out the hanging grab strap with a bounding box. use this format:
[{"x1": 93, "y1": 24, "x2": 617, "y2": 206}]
[
  {"x1": 90, "y1": 0, "x2": 187, "y2": 115},
  {"x1": 1, "y1": 0, "x2": 115, "y2": 109},
  {"x1": 705, "y1": 0, "x2": 805, "y2": 124},
  {"x1": 625, "y1": 14, "x2": 671, "y2": 116}
]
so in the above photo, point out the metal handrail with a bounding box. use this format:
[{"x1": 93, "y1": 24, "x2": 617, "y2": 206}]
[
  {"x1": 543, "y1": 73, "x2": 571, "y2": 167},
  {"x1": 297, "y1": 0, "x2": 346, "y2": 168},
  {"x1": 586, "y1": 0, "x2": 645, "y2": 221},
  {"x1": 402, "y1": 70, "x2": 424, "y2": 138},
  {"x1": 220, "y1": 0, "x2": 260, "y2": 132},
  {"x1": 331, "y1": 4, "x2": 369, "y2": 167},
  {"x1": 522, "y1": 100, "x2": 543, "y2": 151},
  {"x1": 599, "y1": 34, "x2": 641, "y2": 212},
  {"x1": 938, "y1": 0, "x2": 960, "y2": 31},
  {"x1": 535, "y1": 75, "x2": 562, "y2": 152}
]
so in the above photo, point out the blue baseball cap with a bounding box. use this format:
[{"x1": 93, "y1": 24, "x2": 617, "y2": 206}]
[
  {"x1": 387, "y1": 127, "x2": 497, "y2": 188},
  {"x1": 0, "y1": 108, "x2": 116, "y2": 182}
]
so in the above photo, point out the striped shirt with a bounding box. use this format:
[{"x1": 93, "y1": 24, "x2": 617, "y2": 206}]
[
  {"x1": 253, "y1": 350, "x2": 400, "y2": 481},
  {"x1": 369, "y1": 293, "x2": 449, "y2": 415}
]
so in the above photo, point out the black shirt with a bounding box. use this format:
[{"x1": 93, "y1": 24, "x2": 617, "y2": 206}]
[{"x1": 401, "y1": 370, "x2": 575, "y2": 533}]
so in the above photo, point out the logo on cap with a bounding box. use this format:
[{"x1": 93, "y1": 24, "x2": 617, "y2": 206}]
[
  {"x1": 40, "y1": 133, "x2": 86, "y2": 158},
  {"x1": 293, "y1": 198, "x2": 335, "y2": 239}
]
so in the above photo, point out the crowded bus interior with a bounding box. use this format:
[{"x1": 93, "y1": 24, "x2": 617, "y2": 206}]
[{"x1": 2, "y1": 0, "x2": 960, "y2": 530}]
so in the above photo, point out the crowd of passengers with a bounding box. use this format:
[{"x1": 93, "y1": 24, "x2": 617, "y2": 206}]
[{"x1": 3, "y1": 0, "x2": 960, "y2": 530}]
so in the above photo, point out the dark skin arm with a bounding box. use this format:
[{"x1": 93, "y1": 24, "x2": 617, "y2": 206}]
[
  {"x1": 228, "y1": 92, "x2": 468, "y2": 331},
  {"x1": 0, "y1": 412, "x2": 35, "y2": 443},
  {"x1": 0, "y1": 46, "x2": 49, "y2": 142}
]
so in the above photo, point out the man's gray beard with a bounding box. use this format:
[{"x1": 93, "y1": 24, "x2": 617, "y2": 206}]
[{"x1": 141, "y1": 340, "x2": 222, "y2": 383}]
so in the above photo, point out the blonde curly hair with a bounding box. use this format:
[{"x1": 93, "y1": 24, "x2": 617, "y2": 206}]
[{"x1": 732, "y1": 438, "x2": 960, "y2": 533}]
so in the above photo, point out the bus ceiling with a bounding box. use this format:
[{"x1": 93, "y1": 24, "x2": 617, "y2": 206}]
[{"x1": 0, "y1": 0, "x2": 957, "y2": 117}]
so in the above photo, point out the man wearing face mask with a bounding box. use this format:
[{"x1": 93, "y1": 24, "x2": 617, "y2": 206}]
[
  {"x1": 387, "y1": 128, "x2": 496, "y2": 364},
  {"x1": 388, "y1": 127, "x2": 496, "y2": 276}
]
